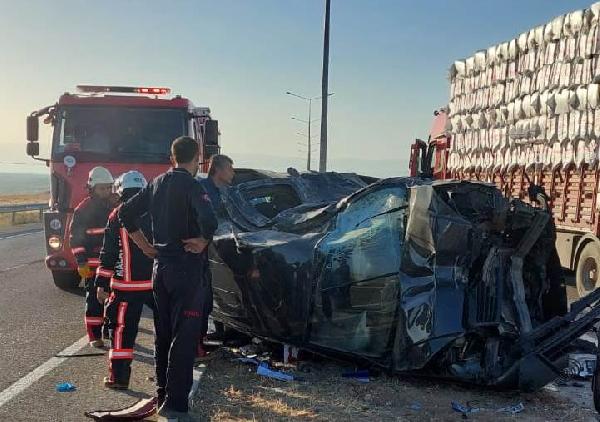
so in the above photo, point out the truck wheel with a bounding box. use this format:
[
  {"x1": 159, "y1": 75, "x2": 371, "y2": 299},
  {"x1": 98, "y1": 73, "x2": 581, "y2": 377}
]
[
  {"x1": 52, "y1": 271, "x2": 81, "y2": 290},
  {"x1": 576, "y1": 242, "x2": 600, "y2": 298}
]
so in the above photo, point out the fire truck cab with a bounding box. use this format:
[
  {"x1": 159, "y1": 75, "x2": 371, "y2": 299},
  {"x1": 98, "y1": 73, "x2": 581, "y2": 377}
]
[{"x1": 25, "y1": 85, "x2": 219, "y2": 289}]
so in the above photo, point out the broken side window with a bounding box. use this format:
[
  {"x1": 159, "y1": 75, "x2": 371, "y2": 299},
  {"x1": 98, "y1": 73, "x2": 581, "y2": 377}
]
[{"x1": 309, "y1": 186, "x2": 408, "y2": 358}]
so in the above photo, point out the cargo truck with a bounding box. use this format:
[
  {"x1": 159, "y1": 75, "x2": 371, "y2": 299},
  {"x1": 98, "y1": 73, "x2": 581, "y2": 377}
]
[{"x1": 409, "y1": 2, "x2": 600, "y2": 298}]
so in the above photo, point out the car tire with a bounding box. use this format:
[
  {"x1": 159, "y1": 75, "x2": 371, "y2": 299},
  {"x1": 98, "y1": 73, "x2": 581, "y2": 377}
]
[
  {"x1": 52, "y1": 271, "x2": 81, "y2": 290},
  {"x1": 594, "y1": 369, "x2": 600, "y2": 413},
  {"x1": 576, "y1": 242, "x2": 600, "y2": 298}
]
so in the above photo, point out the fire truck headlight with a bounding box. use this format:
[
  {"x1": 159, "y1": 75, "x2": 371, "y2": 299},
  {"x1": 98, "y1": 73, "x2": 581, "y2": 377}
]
[
  {"x1": 48, "y1": 235, "x2": 62, "y2": 250},
  {"x1": 49, "y1": 218, "x2": 62, "y2": 231}
]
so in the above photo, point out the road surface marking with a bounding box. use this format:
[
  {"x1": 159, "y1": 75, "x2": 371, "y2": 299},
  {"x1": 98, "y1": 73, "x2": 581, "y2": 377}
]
[
  {"x1": 0, "y1": 336, "x2": 89, "y2": 409},
  {"x1": 0, "y1": 259, "x2": 43, "y2": 274},
  {"x1": 0, "y1": 229, "x2": 43, "y2": 241}
]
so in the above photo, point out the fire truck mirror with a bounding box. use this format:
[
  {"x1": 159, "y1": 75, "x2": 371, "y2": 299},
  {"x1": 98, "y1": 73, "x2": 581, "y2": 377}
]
[
  {"x1": 204, "y1": 120, "x2": 219, "y2": 146},
  {"x1": 27, "y1": 115, "x2": 39, "y2": 142},
  {"x1": 26, "y1": 142, "x2": 39, "y2": 157}
]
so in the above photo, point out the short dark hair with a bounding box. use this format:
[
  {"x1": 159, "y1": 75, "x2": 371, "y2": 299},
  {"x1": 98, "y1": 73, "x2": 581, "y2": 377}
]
[
  {"x1": 171, "y1": 136, "x2": 199, "y2": 164},
  {"x1": 208, "y1": 154, "x2": 234, "y2": 176}
]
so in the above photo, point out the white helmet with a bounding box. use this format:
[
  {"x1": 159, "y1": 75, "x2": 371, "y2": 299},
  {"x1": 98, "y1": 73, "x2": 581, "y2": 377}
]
[
  {"x1": 114, "y1": 171, "x2": 147, "y2": 196},
  {"x1": 88, "y1": 166, "x2": 114, "y2": 188}
]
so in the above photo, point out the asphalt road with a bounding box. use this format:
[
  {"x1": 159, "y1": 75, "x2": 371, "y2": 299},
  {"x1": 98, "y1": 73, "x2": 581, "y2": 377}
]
[{"x1": 0, "y1": 225, "x2": 156, "y2": 421}]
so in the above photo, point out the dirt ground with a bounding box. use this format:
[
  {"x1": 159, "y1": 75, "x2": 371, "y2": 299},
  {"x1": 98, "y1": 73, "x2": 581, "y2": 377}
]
[{"x1": 191, "y1": 347, "x2": 598, "y2": 422}]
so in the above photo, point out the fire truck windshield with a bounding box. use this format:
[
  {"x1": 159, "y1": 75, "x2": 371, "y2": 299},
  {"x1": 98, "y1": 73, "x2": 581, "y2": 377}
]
[{"x1": 52, "y1": 106, "x2": 187, "y2": 163}]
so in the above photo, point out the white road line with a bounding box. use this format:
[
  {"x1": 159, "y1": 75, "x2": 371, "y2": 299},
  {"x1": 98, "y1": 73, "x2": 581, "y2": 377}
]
[
  {"x1": 0, "y1": 336, "x2": 89, "y2": 409},
  {"x1": 0, "y1": 230, "x2": 42, "y2": 241}
]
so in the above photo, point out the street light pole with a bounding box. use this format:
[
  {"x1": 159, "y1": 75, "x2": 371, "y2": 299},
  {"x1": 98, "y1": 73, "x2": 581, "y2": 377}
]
[
  {"x1": 319, "y1": 0, "x2": 331, "y2": 173},
  {"x1": 307, "y1": 98, "x2": 312, "y2": 171}
]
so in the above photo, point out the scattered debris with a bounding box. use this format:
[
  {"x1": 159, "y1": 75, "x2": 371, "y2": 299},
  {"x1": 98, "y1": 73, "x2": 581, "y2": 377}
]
[
  {"x1": 408, "y1": 402, "x2": 422, "y2": 411},
  {"x1": 283, "y1": 344, "x2": 300, "y2": 364},
  {"x1": 55, "y1": 382, "x2": 76, "y2": 392},
  {"x1": 565, "y1": 354, "x2": 597, "y2": 379},
  {"x1": 84, "y1": 397, "x2": 157, "y2": 421},
  {"x1": 497, "y1": 402, "x2": 525, "y2": 414},
  {"x1": 451, "y1": 401, "x2": 480, "y2": 415},
  {"x1": 256, "y1": 362, "x2": 296, "y2": 382}
]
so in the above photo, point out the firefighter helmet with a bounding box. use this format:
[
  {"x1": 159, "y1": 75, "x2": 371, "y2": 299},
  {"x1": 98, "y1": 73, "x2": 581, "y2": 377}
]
[
  {"x1": 114, "y1": 171, "x2": 147, "y2": 196},
  {"x1": 87, "y1": 166, "x2": 114, "y2": 188}
]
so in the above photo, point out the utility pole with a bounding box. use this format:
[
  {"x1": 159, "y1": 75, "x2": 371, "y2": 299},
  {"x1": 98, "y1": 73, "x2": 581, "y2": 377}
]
[{"x1": 319, "y1": 0, "x2": 331, "y2": 173}]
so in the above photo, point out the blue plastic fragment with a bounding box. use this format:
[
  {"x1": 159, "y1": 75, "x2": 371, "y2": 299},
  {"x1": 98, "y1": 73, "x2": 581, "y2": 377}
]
[
  {"x1": 409, "y1": 402, "x2": 422, "y2": 411},
  {"x1": 234, "y1": 357, "x2": 260, "y2": 366},
  {"x1": 451, "y1": 401, "x2": 479, "y2": 414},
  {"x1": 56, "y1": 382, "x2": 76, "y2": 392},
  {"x1": 256, "y1": 362, "x2": 295, "y2": 381},
  {"x1": 497, "y1": 402, "x2": 524, "y2": 414}
]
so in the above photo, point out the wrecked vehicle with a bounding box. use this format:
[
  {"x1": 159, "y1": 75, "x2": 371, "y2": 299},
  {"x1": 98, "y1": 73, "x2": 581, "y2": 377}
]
[{"x1": 209, "y1": 169, "x2": 600, "y2": 391}]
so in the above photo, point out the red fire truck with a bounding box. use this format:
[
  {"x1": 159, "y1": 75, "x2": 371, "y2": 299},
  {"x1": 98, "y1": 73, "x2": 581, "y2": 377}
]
[
  {"x1": 25, "y1": 85, "x2": 219, "y2": 289},
  {"x1": 409, "y1": 109, "x2": 600, "y2": 298}
]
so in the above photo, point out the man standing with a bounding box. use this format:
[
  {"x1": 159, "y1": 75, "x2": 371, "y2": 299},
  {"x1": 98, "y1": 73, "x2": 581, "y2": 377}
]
[
  {"x1": 119, "y1": 137, "x2": 217, "y2": 421},
  {"x1": 95, "y1": 171, "x2": 155, "y2": 390},
  {"x1": 70, "y1": 166, "x2": 114, "y2": 348},
  {"x1": 199, "y1": 154, "x2": 234, "y2": 215},
  {"x1": 196, "y1": 154, "x2": 234, "y2": 359}
]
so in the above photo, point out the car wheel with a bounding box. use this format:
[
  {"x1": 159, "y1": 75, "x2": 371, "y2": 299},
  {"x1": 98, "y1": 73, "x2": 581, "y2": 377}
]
[
  {"x1": 52, "y1": 271, "x2": 81, "y2": 290},
  {"x1": 576, "y1": 242, "x2": 600, "y2": 298}
]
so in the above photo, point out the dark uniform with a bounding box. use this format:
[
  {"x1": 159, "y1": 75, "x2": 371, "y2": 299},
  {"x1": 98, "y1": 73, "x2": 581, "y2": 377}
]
[
  {"x1": 70, "y1": 195, "x2": 112, "y2": 342},
  {"x1": 120, "y1": 168, "x2": 217, "y2": 413},
  {"x1": 197, "y1": 177, "x2": 223, "y2": 344},
  {"x1": 95, "y1": 206, "x2": 155, "y2": 386}
]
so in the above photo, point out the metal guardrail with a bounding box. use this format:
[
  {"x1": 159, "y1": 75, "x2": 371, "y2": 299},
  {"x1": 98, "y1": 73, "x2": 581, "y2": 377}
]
[{"x1": 0, "y1": 203, "x2": 47, "y2": 224}]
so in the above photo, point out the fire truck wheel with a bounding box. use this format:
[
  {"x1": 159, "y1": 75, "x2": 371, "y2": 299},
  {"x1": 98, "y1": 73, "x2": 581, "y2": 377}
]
[
  {"x1": 576, "y1": 242, "x2": 600, "y2": 298},
  {"x1": 52, "y1": 271, "x2": 81, "y2": 290}
]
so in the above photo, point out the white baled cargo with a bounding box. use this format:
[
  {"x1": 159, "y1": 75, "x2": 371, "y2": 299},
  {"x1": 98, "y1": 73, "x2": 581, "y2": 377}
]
[
  {"x1": 576, "y1": 139, "x2": 587, "y2": 168},
  {"x1": 552, "y1": 14, "x2": 566, "y2": 41},
  {"x1": 587, "y1": 139, "x2": 598, "y2": 167},
  {"x1": 543, "y1": 143, "x2": 553, "y2": 169},
  {"x1": 563, "y1": 140, "x2": 575, "y2": 167},
  {"x1": 495, "y1": 149, "x2": 504, "y2": 172},
  {"x1": 552, "y1": 141, "x2": 563, "y2": 169},
  {"x1": 558, "y1": 113, "x2": 570, "y2": 141},
  {"x1": 503, "y1": 148, "x2": 512, "y2": 171},
  {"x1": 595, "y1": 108, "x2": 600, "y2": 137},
  {"x1": 570, "y1": 110, "x2": 582, "y2": 140}
]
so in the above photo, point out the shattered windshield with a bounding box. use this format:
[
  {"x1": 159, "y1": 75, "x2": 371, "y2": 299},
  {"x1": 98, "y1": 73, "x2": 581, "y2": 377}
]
[{"x1": 51, "y1": 106, "x2": 187, "y2": 163}]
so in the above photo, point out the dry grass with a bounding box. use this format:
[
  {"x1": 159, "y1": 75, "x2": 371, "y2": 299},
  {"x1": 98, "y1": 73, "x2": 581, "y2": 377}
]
[
  {"x1": 0, "y1": 192, "x2": 48, "y2": 227},
  {"x1": 191, "y1": 348, "x2": 597, "y2": 422}
]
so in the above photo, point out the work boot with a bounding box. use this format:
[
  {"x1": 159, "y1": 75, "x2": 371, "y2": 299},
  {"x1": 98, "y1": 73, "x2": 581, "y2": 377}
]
[
  {"x1": 103, "y1": 376, "x2": 129, "y2": 390},
  {"x1": 157, "y1": 403, "x2": 192, "y2": 421},
  {"x1": 90, "y1": 339, "x2": 104, "y2": 348}
]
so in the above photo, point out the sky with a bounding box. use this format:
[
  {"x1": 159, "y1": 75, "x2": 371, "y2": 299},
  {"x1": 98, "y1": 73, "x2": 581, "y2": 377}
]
[{"x1": 0, "y1": 0, "x2": 594, "y2": 177}]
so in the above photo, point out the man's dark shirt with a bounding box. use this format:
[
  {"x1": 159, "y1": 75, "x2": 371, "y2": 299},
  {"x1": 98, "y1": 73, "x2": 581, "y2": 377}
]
[
  {"x1": 119, "y1": 168, "x2": 217, "y2": 257},
  {"x1": 199, "y1": 176, "x2": 223, "y2": 215}
]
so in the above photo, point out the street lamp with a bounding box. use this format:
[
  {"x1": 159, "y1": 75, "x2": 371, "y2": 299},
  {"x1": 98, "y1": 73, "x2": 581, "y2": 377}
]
[{"x1": 287, "y1": 91, "x2": 333, "y2": 171}]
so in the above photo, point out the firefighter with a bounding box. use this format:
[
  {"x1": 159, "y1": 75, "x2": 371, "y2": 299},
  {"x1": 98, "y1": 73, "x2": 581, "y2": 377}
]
[
  {"x1": 94, "y1": 171, "x2": 156, "y2": 390},
  {"x1": 120, "y1": 136, "x2": 217, "y2": 420},
  {"x1": 196, "y1": 154, "x2": 234, "y2": 360},
  {"x1": 70, "y1": 166, "x2": 114, "y2": 348}
]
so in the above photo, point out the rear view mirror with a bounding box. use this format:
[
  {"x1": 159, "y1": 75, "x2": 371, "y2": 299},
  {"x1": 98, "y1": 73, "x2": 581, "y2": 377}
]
[
  {"x1": 27, "y1": 142, "x2": 39, "y2": 157},
  {"x1": 203, "y1": 120, "x2": 220, "y2": 159},
  {"x1": 27, "y1": 115, "x2": 39, "y2": 142}
]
